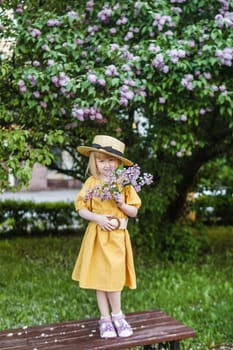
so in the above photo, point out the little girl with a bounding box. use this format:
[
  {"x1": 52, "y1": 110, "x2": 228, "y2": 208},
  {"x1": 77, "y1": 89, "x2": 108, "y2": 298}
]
[{"x1": 72, "y1": 135, "x2": 141, "y2": 338}]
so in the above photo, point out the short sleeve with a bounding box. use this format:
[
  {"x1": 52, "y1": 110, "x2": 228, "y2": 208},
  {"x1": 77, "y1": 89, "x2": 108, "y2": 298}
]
[
  {"x1": 74, "y1": 177, "x2": 94, "y2": 212},
  {"x1": 124, "y1": 185, "x2": 142, "y2": 209}
]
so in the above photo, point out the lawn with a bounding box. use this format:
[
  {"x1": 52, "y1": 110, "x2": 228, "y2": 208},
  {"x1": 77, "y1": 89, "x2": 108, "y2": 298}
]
[{"x1": 0, "y1": 227, "x2": 232, "y2": 349}]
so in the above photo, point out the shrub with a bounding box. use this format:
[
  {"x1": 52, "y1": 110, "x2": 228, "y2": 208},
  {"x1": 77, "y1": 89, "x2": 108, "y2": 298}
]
[
  {"x1": 0, "y1": 200, "x2": 82, "y2": 236},
  {"x1": 195, "y1": 194, "x2": 233, "y2": 225}
]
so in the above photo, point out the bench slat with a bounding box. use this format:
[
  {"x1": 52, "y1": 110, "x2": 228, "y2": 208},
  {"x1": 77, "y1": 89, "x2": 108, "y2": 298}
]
[{"x1": 0, "y1": 309, "x2": 196, "y2": 350}]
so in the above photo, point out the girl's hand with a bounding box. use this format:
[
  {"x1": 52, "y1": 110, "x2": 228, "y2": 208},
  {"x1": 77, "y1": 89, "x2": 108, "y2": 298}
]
[
  {"x1": 78, "y1": 209, "x2": 120, "y2": 230},
  {"x1": 114, "y1": 193, "x2": 124, "y2": 207},
  {"x1": 95, "y1": 214, "x2": 118, "y2": 231}
]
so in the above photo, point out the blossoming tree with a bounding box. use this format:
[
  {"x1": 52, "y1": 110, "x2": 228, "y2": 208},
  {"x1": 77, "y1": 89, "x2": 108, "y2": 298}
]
[{"x1": 1, "y1": 0, "x2": 233, "y2": 244}]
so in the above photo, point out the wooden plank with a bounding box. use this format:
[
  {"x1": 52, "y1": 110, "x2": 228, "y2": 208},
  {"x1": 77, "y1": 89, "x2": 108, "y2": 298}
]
[{"x1": 0, "y1": 310, "x2": 196, "y2": 350}]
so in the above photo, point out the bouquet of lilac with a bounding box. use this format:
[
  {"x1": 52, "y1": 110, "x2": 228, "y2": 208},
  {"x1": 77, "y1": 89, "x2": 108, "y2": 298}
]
[{"x1": 84, "y1": 164, "x2": 153, "y2": 202}]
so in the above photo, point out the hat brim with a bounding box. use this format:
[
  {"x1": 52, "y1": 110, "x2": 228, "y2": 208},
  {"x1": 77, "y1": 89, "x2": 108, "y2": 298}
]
[{"x1": 77, "y1": 146, "x2": 133, "y2": 166}]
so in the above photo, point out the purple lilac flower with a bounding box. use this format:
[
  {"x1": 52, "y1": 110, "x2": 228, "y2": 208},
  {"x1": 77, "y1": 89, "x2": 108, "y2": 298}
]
[
  {"x1": 41, "y1": 44, "x2": 49, "y2": 51},
  {"x1": 29, "y1": 28, "x2": 42, "y2": 38},
  {"x1": 176, "y1": 151, "x2": 183, "y2": 157},
  {"x1": 219, "y1": 84, "x2": 226, "y2": 92},
  {"x1": 60, "y1": 107, "x2": 66, "y2": 115},
  {"x1": 19, "y1": 85, "x2": 27, "y2": 93},
  {"x1": 170, "y1": 0, "x2": 186, "y2": 3},
  {"x1": 171, "y1": 7, "x2": 183, "y2": 14},
  {"x1": 199, "y1": 108, "x2": 206, "y2": 115},
  {"x1": 87, "y1": 25, "x2": 99, "y2": 35},
  {"x1": 181, "y1": 74, "x2": 194, "y2": 90},
  {"x1": 48, "y1": 59, "x2": 55, "y2": 66},
  {"x1": 15, "y1": 4, "x2": 23, "y2": 14},
  {"x1": 33, "y1": 91, "x2": 40, "y2": 98},
  {"x1": 81, "y1": 51, "x2": 87, "y2": 58},
  {"x1": 32, "y1": 60, "x2": 40, "y2": 67},
  {"x1": 134, "y1": 2, "x2": 142, "y2": 9},
  {"x1": 164, "y1": 30, "x2": 174, "y2": 37},
  {"x1": 170, "y1": 140, "x2": 177, "y2": 146},
  {"x1": 110, "y1": 43, "x2": 120, "y2": 51},
  {"x1": 17, "y1": 79, "x2": 25, "y2": 87},
  {"x1": 17, "y1": 79, "x2": 27, "y2": 93},
  {"x1": 60, "y1": 87, "x2": 70, "y2": 98},
  {"x1": 215, "y1": 47, "x2": 233, "y2": 66},
  {"x1": 124, "y1": 31, "x2": 134, "y2": 41},
  {"x1": 59, "y1": 72, "x2": 70, "y2": 85},
  {"x1": 167, "y1": 48, "x2": 186, "y2": 63},
  {"x1": 40, "y1": 101, "x2": 47, "y2": 108},
  {"x1": 119, "y1": 98, "x2": 128, "y2": 106},
  {"x1": 86, "y1": 0, "x2": 94, "y2": 12},
  {"x1": 75, "y1": 38, "x2": 84, "y2": 45},
  {"x1": 98, "y1": 78, "x2": 106, "y2": 86},
  {"x1": 72, "y1": 107, "x2": 84, "y2": 121},
  {"x1": 152, "y1": 13, "x2": 174, "y2": 31},
  {"x1": 51, "y1": 76, "x2": 60, "y2": 87},
  {"x1": 152, "y1": 53, "x2": 169, "y2": 73},
  {"x1": 159, "y1": 97, "x2": 166, "y2": 104},
  {"x1": 203, "y1": 72, "x2": 212, "y2": 80},
  {"x1": 105, "y1": 64, "x2": 119, "y2": 76},
  {"x1": 27, "y1": 74, "x2": 36, "y2": 86},
  {"x1": 71, "y1": 105, "x2": 103, "y2": 121},
  {"x1": 95, "y1": 112, "x2": 103, "y2": 120},
  {"x1": 97, "y1": 7, "x2": 112, "y2": 23},
  {"x1": 119, "y1": 85, "x2": 134, "y2": 103},
  {"x1": 109, "y1": 28, "x2": 117, "y2": 34},
  {"x1": 116, "y1": 16, "x2": 128, "y2": 25},
  {"x1": 121, "y1": 64, "x2": 131, "y2": 72},
  {"x1": 215, "y1": 11, "x2": 233, "y2": 28},
  {"x1": 47, "y1": 19, "x2": 61, "y2": 27},
  {"x1": 134, "y1": 87, "x2": 147, "y2": 98},
  {"x1": 128, "y1": 79, "x2": 137, "y2": 87},
  {"x1": 121, "y1": 49, "x2": 139, "y2": 62},
  {"x1": 180, "y1": 114, "x2": 187, "y2": 121},
  {"x1": 148, "y1": 44, "x2": 161, "y2": 53},
  {"x1": 87, "y1": 73, "x2": 97, "y2": 83},
  {"x1": 51, "y1": 72, "x2": 70, "y2": 88},
  {"x1": 67, "y1": 11, "x2": 78, "y2": 19}
]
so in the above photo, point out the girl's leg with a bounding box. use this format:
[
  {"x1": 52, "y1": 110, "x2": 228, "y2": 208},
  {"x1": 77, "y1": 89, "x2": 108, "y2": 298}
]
[
  {"x1": 96, "y1": 290, "x2": 110, "y2": 317},
  {"x1": 107, "y1": 291, "x2": 121, "y2": 314},
  {"x1": 107, "y1": 290, "x2": 133, "y2": 337},
  {"x1": 96, "y1": 290, "x2": 117, "y2": 338}
]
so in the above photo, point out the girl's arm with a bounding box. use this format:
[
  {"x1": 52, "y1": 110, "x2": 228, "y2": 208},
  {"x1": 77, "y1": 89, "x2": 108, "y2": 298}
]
[
  {"x1": 78, "y1": 208, "x2": 118, "y2": 231},
  {"x1": 115, "y1": 194, "x2": 138, "y2": 218}
]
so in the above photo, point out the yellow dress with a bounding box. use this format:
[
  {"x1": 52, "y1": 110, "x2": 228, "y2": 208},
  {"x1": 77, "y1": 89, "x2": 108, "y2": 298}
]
[{"x1": 72, "y1": 176, "x2": 141, "y2": 292}]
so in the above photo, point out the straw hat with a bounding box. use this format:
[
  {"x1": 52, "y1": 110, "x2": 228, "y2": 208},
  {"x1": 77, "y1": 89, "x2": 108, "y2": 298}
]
[{"x1": 77, "y1": 135, "x2": 133, "y2": 166}]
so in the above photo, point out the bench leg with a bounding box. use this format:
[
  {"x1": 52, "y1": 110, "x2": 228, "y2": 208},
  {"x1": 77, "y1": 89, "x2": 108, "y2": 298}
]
[
  {"x1": 170, "y1": 341, "x2": 180, "y2": 350},
  {"x1": 143, "y1": 342, "x2": 180, "y2": 350},
  {"x1": 143, "y1": 343, "x2": 170, "y2": 349}
]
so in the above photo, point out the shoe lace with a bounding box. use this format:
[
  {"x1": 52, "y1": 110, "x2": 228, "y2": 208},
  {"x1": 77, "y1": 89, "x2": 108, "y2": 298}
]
[
  {"x1": 116, "y1": 318, "x2": 130, "y2": 330},
  {"x1": 102, "y1": 321, "x2": 114, "y2": 332}
]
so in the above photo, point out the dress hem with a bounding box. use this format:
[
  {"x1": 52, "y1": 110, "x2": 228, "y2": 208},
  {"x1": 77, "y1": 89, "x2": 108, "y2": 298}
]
[{"x1": 72, "y1": 279, "x2": 136, "y2": 292}]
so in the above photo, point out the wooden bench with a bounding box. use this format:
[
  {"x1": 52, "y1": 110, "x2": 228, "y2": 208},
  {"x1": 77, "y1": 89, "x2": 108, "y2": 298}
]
[{"x1": 0, "y1": 309, "x2": 196, "y2": 350}]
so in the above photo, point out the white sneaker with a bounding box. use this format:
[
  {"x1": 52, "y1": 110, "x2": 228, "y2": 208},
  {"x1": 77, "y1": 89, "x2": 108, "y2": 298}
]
[
  {"x1": 112, "y1": 313, "x2": 133, "y2": 337},
  {"x1": 98, "y1": 316, "x2": 117, "y2": 338}
]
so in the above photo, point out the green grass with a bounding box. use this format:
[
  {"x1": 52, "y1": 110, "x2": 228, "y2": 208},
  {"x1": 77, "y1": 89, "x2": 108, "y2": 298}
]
[{"x1": 0, "y1": 227, "x2": 233, "y2": 349}]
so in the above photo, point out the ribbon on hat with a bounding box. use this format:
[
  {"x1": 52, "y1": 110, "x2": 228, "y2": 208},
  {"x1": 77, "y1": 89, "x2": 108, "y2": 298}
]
[{"x1": 92, "y1": 143, "x2": 123, "y2": 157}]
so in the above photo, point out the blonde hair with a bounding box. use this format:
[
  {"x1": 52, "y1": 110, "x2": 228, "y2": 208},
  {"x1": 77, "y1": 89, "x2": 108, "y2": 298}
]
[
  {"x1": 86, "y1": 152, "x2": 122, "y2": 178},
  {"x1": 86, "y1": 152, "x2": 99, "y2": 177}
]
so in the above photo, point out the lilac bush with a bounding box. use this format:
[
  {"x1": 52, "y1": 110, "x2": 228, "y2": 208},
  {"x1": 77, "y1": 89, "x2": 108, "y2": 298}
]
[{"x1": 0, "y1": 0, "x2": 232, "y2": 227}]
